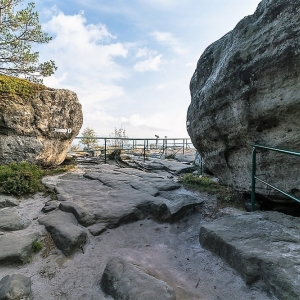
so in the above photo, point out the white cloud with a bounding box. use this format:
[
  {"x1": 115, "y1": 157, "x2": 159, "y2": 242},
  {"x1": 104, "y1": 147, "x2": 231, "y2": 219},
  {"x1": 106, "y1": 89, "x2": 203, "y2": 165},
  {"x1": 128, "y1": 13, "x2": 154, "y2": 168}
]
[
  {"x1": 134, "y1": 54, "x2": 163, "y2": 72},
  {"x1": 136, "y1": 47, "x2": 152, "y2": 58},
  {"x1": 35, "y1": 0, "x2": 262, "y2": 139},
  {"x1": 151, "y1": 31, "x2": 187, "y2": 55},
  {"x1": 122, "y1": 113, "x2": 171, "y2": 131},
  {"x1": 41, "y1": 10, "x2": 128, "y2": 104}
]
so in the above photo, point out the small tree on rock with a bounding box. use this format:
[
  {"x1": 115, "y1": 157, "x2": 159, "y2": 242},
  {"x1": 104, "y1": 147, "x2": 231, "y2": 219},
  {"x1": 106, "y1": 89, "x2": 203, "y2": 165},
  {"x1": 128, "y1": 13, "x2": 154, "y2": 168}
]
[
  {"x1": 0, "y1": 0, "x2": 57, "y2": 82},
  {"x1": 108, "y1": 127, "x2": 129, "y2": 148},
  {"x1": 80, "y1": 127, "x2": 98, "y2": 150}
]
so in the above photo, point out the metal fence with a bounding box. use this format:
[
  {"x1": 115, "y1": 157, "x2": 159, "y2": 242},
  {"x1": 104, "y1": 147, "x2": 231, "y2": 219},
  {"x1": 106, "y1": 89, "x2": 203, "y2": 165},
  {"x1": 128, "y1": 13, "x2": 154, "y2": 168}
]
[
  {"x1": 70, "y1": 137, "x2": 194, "y2": 163},
  {"x1": 251, "y1": 144, "x2": 300, "y2": 211}
]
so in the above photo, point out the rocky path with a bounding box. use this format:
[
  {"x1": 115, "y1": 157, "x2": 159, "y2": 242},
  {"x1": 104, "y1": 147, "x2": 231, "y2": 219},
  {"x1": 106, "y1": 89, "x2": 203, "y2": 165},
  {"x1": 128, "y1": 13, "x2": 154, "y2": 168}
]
[{"x1": 0, "y1": 161, "x2": 279, "y2": 299}]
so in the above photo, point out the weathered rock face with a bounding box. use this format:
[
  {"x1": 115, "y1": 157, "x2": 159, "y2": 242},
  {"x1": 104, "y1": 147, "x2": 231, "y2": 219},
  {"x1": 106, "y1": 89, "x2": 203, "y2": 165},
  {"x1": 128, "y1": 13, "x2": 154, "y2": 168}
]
[
  {"x1": 101, "y1": 257, "x2": 176, "y2": 300},
  {"x1": 0, "y1": 88, "x2": 82, "y2": 166},
  {"x1": 187, "y1": 0, "x2": 300, "y2": 196},
  {"x1": 0, "y1": 274, "x2": 32, "y2": 300},
  {"x1": 200, "y1": 212, "x2": 300, "y2": 300}
]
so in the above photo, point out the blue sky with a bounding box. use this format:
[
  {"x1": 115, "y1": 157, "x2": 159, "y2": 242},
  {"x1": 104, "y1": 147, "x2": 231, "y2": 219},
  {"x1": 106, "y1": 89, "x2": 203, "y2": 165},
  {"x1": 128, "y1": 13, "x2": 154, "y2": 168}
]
[{"x1": 32, "y1": 0, "x2": 262, "y2": 138}]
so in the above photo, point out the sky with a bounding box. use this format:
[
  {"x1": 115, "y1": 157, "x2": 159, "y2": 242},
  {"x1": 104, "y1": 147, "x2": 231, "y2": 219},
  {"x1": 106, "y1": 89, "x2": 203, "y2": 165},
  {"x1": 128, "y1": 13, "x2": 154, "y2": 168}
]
[{"x1": 30, "y1": 0, "x2": 262, "y2": 138}]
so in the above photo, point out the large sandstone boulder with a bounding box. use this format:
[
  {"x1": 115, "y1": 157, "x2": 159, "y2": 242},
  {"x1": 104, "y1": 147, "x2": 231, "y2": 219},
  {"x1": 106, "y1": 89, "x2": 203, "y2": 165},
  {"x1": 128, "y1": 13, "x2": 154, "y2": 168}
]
[
  {"x1": 187, "y1": 0, "x2": 300, "y2": 197},
  {"x1": 0, "y1": 77, "x2": 82, "y2": 166}
]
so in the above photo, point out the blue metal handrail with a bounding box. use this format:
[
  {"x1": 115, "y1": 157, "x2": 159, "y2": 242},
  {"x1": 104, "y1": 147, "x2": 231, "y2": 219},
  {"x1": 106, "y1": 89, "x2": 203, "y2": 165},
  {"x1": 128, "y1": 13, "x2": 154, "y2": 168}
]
[{"x1": 251, "y1": 144, "x2": 300, "y2": 212}]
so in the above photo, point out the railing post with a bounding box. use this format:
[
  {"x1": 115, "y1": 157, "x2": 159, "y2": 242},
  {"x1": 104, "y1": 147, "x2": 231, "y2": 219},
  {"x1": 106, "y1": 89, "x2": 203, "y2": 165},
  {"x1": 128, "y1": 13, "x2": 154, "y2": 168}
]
[
  {"x1": 165, "y1": 139, "x2": 168, "y2": 156},
  {"x1": 200, "y1": 155, "x2": 203, "y2": 176},
  {"x1": 251, "y1": 146, "x2": 257, "y2": 212},
  {"x1": 104, "y1": 138, "x2": 107, "y2": 164},
  {"x1": 183, "y1": 139, "x2": 185, "y2": 155},
  {"x1": 143, "y1": 139, "x2": 146, "y2": 161}
]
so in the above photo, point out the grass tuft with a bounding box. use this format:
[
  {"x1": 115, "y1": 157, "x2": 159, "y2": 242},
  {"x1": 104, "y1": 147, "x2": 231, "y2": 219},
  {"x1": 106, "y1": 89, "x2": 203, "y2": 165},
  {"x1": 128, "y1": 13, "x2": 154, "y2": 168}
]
[
  {"x1": 32, "y1": 241, "x2": 43, "y2": 253},
  {"x1": 179, "y1": 174, "x2": 243, "y2": 209}
]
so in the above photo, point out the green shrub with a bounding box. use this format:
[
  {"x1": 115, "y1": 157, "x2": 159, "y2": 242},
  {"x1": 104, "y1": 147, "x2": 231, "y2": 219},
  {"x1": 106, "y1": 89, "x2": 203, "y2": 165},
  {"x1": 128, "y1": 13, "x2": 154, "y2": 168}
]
[
  {"x1": 32, "y1": 241, "x2": 43, "y2": 253},
  {"x1": 0, "y1": 162, "x2": 44, "y2": 196},
  {"x1": 0, "y1": 161, "x2": 75, "y2": 197}
]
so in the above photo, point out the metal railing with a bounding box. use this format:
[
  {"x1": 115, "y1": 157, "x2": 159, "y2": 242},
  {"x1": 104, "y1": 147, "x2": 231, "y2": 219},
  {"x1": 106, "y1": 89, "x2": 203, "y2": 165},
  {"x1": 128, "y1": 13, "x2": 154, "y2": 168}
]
[
  {"x1": 70, "y1": 137, "x2": 194, "y2": 163},
  {"x1": 251, "y1": 144, "x2": 300, "y2": 212}
]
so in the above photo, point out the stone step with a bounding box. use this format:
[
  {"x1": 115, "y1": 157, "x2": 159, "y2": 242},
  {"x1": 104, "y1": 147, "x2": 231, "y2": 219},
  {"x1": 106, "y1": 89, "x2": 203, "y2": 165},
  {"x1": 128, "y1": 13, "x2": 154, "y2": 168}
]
[{"x1": 199, "y1": 211, "x2": 300, "y2": 300}]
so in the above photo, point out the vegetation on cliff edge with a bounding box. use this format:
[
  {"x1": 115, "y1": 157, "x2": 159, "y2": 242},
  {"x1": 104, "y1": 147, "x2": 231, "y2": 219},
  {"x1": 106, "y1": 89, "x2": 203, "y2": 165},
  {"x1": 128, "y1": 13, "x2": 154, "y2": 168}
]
[
  {"x1": 0, "y1": 74, "x2": 46, "y2": 98},
  {"x1": 0, "y1": 161, "x2": 74, "y2": 196}
]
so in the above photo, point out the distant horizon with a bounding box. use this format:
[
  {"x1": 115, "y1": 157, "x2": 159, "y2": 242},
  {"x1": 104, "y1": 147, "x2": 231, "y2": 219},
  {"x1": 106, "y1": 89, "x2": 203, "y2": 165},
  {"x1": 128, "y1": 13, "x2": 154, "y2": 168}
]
[{"x1": 34, "y1": 0, "x2": 262, "y2": 138}]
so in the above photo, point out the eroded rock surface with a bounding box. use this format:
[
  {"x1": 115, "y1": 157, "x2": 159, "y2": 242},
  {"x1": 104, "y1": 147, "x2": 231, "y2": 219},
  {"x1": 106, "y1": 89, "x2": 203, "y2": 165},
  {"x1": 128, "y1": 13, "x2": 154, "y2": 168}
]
[
  {"x1": 0, "y1": 208, "x2": 30, "y2": 231},
  {"x1": 187, "y1": 0, "x2": 300, "y2": 197},
  {"x1": 0, "y1": 88, "x2": 82, "y2": 166},
  {"x1": 200, "y1": 211, "x2": 300, "y2": 300},
  {"x1": 0, "y1": 232, "x2": 38, "y2": 264},
  {"x1": 0, "y1": 163, "x2": 279, "y2": 299},
  {"x1": 42, "y1": 164, "x2": 204, "y2": 237},
  {"x1": 0, "y1": 194, "x2": 19, "y2": 208},
  {"x1": 101, "y1": 256, "x2": 176, "y2": 300},
  {"x1": 139, "y1": 158, "x2": 196, "y2": 175},
  {"x1": 38, "y1": 211, "x2": 87, "y2": 256},
  {"x1": 0, "y1": 274, "x2": 32, "y2": 300}
]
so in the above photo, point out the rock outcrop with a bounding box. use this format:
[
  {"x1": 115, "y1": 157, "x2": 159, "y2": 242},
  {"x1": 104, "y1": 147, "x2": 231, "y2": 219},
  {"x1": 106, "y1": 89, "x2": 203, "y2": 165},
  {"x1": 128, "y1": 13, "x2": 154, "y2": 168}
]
[
  {"x1": 0, "y1": 232, "x2": 39, "y2": 264},
  {"x1": 199, "y1": 212, "x2": 300, "y2": 300},
  {"x1": 101, "y1": 257, "x2": 176, "y2": 300},
  {"x1": 38, "y1": 211, "x2": 87, "y2": 256},
  {"x1": 41, "y1": 164, "x2": 205, "y2": 237},
  {"x1": 0, "y1": 77, "x2": 82, "y2": 166},
  {"x1": 0, "y1": 274, "x2": 32, "y2": 300},
  {"x1": 187, "y1": 0, "x2": 300, "y2": 197},
  {"x1": 0, "y1": 163, "x2": 278, "y2": 299},
  {"x1": 0, "y1": 208, "x2": 30, "y2": 231}
]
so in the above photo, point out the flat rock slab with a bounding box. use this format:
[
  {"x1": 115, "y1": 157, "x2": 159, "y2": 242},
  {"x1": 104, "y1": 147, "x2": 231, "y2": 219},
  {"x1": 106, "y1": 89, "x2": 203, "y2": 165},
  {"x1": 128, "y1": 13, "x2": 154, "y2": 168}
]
[
  {"x1": 175, "y1": 153, "x2": 196, "y2": 163},
  {"x1": 0, "y1": 194, "x2": 19, "y2": 208},
  {"x1": 39, "y1": 210, "x2": 87, "y2": 256},
  {"x1": 0, "y1": 208, "x2": 30, "y2": 231},
  {"x1": 199, "y1": 211, "x2": 300, "y2": 300},
  {"x1": 159, "y1": 190, "x2": 205, "y2": 221},
  {"x1": 140, "y1": 159, "x2": 196, "y2": 174},
  {"x1": 42, "y1": 201, "x2": 58, "y2": 213},
  {"x1": 0, "y1": 274, "x2": 32, "y2": 300},
  {"x1": 101, "y1": 256, "x2": 176, "y2": 300},
  {"x1": 43, "y1": 165, "x2": 194, "y2": 234},
  {"x1": 0, "y1": 232, "x2": 38, "y2": 265}
]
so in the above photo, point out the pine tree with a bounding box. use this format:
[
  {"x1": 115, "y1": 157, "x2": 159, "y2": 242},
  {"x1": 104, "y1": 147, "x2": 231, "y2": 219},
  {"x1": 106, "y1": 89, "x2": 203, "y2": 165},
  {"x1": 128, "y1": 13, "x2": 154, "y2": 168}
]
[{"x1": 0, "y1": 0, "x2": 56, "y2": 82}]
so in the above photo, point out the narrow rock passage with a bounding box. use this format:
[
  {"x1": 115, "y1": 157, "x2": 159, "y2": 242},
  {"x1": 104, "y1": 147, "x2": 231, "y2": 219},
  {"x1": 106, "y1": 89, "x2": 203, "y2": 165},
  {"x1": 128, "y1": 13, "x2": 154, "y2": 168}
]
[{"x1": 0, "y1": 163, "x2": 277, "y2": 299}]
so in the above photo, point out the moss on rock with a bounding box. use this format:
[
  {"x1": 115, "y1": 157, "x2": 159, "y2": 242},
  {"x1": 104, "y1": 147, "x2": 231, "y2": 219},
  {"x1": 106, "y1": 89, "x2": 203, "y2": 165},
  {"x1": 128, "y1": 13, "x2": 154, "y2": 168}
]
[{"x1": 0, "y1": 74, "x2": 46, "y2": 99}]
